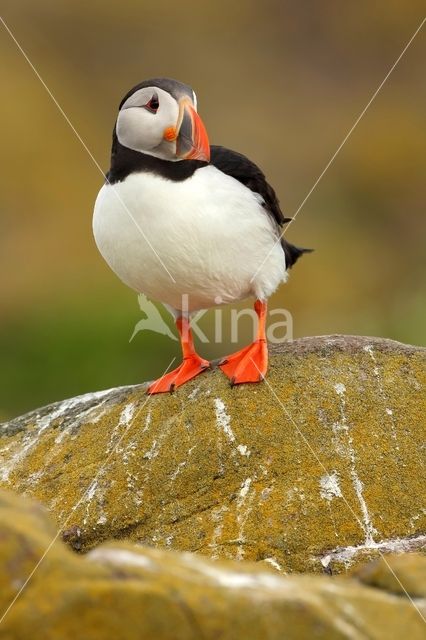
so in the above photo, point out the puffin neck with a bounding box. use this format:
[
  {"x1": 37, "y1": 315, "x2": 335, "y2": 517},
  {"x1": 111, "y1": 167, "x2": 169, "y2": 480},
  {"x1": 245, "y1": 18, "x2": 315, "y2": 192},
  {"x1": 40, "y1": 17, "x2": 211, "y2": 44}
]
[{"x1": 106, "y1": 130, "x2": 208, "y2": 184}]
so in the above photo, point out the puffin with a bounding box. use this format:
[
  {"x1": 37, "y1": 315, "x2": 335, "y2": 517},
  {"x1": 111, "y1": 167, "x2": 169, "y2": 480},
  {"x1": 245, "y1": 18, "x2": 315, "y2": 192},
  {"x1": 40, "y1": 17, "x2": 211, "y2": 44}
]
[{"x1": 93, "y1": 78, "x2": 310, "y2": 394}]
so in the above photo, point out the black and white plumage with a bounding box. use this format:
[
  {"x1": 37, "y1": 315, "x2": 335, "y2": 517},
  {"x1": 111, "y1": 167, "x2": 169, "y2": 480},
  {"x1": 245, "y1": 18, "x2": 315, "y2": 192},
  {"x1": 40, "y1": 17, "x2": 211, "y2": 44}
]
[{"x1": 93, "y1": 78, "x2": 310, "y2": 392}]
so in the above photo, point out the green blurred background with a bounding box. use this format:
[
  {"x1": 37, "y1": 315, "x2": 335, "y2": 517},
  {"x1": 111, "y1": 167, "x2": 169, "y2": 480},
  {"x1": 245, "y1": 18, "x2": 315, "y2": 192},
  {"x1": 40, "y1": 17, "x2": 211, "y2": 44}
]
[{"x1": 1, "y1": 0, "x2": 425, "y2": 421}]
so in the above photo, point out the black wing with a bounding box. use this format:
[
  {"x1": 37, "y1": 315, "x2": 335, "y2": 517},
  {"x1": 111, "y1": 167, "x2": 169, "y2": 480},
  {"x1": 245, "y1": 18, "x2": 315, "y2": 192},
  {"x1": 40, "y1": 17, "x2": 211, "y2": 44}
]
[{"x1": 209, "y1": 145, "x2": 311, "y2": 268}]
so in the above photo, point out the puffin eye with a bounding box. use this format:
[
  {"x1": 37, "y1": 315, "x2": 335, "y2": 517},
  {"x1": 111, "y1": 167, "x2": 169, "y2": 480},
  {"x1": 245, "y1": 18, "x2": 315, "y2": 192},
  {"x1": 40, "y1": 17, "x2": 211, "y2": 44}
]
[{"x1": 145, "y1": 95, "x2": 159, "y2": 113}]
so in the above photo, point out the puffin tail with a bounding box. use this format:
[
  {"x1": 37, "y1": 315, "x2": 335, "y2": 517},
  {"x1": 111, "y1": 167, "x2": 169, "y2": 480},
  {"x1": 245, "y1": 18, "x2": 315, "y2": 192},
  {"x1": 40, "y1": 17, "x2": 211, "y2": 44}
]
[{"x1": 282, "y1": 239, "x2": 313, "y2": 269}]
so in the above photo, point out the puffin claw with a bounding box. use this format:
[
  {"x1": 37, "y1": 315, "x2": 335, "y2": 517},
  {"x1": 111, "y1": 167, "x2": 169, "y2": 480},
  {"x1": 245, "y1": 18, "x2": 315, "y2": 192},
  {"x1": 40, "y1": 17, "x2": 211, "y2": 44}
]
[{"x1": 147, "y1": 355, "x2": 210, "y2": 394}]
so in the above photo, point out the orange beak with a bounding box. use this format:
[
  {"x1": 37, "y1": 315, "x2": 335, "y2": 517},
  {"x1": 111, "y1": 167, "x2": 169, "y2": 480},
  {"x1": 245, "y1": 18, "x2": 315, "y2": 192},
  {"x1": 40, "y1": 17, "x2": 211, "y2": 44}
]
[{"x1": 176, "y1": 98, "x2": 210, "y2": 162}]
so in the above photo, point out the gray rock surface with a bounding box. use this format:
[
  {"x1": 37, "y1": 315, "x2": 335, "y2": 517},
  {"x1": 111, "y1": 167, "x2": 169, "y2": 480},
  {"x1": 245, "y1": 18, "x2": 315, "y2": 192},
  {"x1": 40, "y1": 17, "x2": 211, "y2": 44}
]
[{"x1": 0, "y1": 335, "x2": 425, "y2": 574}]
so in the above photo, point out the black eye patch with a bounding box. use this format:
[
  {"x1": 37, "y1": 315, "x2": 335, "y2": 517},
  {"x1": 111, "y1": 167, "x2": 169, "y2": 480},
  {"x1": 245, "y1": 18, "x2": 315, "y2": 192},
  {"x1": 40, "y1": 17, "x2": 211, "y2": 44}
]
[{"x1": 144, "y1": 95, "x2": 159, "y2": 113}]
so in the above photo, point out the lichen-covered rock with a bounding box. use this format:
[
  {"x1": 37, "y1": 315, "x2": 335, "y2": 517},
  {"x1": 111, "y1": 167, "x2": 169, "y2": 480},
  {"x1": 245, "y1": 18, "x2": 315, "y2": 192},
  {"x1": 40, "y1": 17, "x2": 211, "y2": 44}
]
[
  {"x1": 0, "y1": 335, "x2": 425, "y2": 574},
  {"x1": 0, "y1": 490, "x2": 425, "y2": 640}
]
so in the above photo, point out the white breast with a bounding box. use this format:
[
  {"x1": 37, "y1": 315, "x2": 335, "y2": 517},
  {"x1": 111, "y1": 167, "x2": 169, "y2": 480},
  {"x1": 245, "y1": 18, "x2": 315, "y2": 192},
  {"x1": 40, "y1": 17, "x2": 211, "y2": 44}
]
[{"x1": 93, "y1": 165, "x2": 287, "y2": 312}]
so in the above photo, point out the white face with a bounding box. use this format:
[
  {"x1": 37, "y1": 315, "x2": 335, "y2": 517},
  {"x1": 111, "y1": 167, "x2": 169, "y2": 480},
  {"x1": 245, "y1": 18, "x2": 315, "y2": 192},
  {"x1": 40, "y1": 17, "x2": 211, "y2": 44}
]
[{"x1": 116, "y1": 86, "x2": 180, "y2": 161}]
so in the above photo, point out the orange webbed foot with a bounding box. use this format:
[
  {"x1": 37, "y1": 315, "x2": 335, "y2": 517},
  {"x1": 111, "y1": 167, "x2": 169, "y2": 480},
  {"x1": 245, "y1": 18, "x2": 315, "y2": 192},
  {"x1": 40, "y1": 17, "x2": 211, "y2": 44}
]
[
  {"x1": 147, "y1": 354, "x2": 210, "y2": 394},
  {"x1": 219, "y1": 339, "x2": 268, "y2": 386}
]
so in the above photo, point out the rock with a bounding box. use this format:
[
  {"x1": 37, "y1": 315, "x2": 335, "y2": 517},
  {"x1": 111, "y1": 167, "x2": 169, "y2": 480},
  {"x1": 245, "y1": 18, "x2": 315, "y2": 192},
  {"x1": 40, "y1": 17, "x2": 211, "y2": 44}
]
[
  {"x1": 1, "y1": 490, "x2": 425, "y2": 640},
  {"x1": 0, "y1": 335, "x2": 425, "y2": 574},
  {"x1": 354, "y1": 552, "x2": 426, "y2": 598}
]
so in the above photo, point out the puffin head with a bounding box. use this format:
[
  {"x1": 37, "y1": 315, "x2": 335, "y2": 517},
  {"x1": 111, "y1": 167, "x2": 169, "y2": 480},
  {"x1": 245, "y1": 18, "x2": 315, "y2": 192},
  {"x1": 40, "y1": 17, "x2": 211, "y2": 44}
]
[{"x1": 116, "y1": 78, "x2": 210, "y2": 162}]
